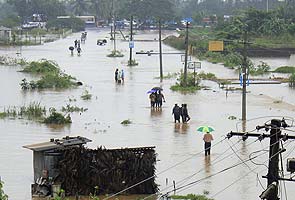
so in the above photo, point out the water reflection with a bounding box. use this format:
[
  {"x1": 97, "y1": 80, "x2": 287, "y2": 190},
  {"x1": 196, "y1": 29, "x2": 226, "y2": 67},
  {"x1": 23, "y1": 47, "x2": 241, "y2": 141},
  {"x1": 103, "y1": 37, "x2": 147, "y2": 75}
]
[
  {"x1": 174, "y1": 123, "x2": 189, "y2": 134},
  {"x1": 204, "y1": 155, "x2": 211, "y2": 174},
  {"x1": 150, "y1": 108, "x2": 163, "y2": 117}
]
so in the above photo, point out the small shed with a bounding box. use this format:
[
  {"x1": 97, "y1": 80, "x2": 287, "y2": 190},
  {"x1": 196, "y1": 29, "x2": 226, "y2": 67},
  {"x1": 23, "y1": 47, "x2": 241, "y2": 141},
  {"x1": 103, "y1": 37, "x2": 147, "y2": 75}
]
[
  {"x1": 0, "y1": 26, "x2": 12, "y2": 42},
  {"x1": 23, "y1": 136, "x2": 92, "y2": 181}
]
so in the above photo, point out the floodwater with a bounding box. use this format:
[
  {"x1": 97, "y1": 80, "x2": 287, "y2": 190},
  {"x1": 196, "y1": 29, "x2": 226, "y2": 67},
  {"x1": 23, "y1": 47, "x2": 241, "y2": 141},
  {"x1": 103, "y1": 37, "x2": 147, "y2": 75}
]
[{"x1": 1, "y1": 28, "x2": 295, "y2": 200}]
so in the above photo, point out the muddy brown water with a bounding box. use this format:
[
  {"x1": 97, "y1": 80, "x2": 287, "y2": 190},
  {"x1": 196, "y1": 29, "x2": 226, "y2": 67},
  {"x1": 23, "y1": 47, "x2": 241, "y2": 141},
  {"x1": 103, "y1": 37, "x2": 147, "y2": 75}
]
[{"x1": 1, "y1": 28, "x2": 295, "y2": 200}]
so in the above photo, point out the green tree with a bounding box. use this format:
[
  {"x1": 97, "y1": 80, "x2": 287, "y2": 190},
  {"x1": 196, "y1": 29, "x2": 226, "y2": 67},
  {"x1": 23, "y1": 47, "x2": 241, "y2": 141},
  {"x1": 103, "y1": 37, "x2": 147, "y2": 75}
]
[{"x1": 71, "y1": 0, "x2": 89, "y2": 16}]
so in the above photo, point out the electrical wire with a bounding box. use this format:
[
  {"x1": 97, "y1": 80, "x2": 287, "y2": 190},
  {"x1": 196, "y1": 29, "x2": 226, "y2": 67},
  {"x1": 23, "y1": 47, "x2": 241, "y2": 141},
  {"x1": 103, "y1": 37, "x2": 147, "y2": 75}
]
[
  {"x1": 140, "y1": 138, "x2": 250, "y2": 200},
  {"x1": 227, "y1": 138, "x2": 266, "y2": 190},
  {"x1": 162, "y1": 152, "x2": 265, "y2": 197},
  {"x1": 101, "y1": 137, "x2": 227, "y2": 200},
  {"x1": 210, "y1": 139, "x2": 291, "y2": 199}
]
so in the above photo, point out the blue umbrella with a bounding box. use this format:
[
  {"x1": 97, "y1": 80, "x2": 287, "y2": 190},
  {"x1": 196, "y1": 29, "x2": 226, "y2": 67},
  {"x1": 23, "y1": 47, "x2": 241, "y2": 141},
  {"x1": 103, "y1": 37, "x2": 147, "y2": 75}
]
[{"x1": 147, "y1": 89, "x2": 157, "y2": 94}]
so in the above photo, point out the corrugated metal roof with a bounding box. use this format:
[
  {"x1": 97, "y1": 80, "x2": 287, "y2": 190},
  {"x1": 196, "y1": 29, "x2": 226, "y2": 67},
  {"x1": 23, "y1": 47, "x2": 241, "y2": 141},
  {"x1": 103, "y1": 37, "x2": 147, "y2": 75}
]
[{"x1": 23, "y1": 136, "x2": 92, "y2": 151}]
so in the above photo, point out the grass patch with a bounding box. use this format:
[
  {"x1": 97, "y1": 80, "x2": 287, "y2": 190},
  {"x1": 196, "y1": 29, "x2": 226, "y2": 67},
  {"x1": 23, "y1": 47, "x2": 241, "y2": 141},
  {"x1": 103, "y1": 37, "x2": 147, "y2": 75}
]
[
  {"x1": 170, "y1": 194, "x2": 213, "y2": 200},
  {"x1": 121, "y1": 119, "x2": 132, "y2": 125},
  {"x1": 170, "y1": 71, "x2": 201, "y2": 93},
  {"x1": 154, "y1": 72, "x2": 179, "y2": 79},
  {"x1": 107, "y1": 50, "x2": 124, "y2": 57},
  {"x1": 19, "y1": 59, "x2": 78, "y2": 90},
  {"x1": 0, "y1": 55, "x2": 27, "y2": 66},
  {"x1": 289, "y1": 73, "x2": 295, "y2": 87},
  {"x1": 127, "y1": 59, "x2": 138, "y2": 66},
  {"x1": 274, "y1": 66, "x2": 295, "y2": 73},
  {"x1": 61, "y1": 104, "x2": 88, "y2": 113},
  {"x1": 198, "y1": 72, "x2": 217, "y2": 81},
  {"x1": 21, "y1": 59, "x2": 60, "y2": 74},
  {"x1": 81, "y1": 90, "x2": 92, "y2": 100},
  {"x1": 43, "y1": 112, "x2": 72, "y2": 124},
  {"x1": 0, "y1": 102, "x2": 46, "y2": 120}
]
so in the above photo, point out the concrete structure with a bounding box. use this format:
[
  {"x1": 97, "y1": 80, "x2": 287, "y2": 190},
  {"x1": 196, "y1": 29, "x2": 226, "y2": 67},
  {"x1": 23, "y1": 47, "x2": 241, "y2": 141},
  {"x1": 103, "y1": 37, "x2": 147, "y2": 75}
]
[{"x1": 0, "y1": 26, "x2": 12, "y2": 42}]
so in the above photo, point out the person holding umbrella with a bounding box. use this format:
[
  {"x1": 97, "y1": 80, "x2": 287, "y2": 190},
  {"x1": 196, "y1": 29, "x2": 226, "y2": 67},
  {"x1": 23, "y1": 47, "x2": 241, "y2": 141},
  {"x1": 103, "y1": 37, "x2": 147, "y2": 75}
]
[{"x1": 198, "y1": 126, "x2": 214, "y2": 156}]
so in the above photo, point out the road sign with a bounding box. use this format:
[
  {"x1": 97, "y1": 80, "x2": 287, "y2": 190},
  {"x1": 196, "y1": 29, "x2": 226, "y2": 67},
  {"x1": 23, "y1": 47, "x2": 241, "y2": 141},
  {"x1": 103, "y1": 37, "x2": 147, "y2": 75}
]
[
  {"x1": 181, "y1": 55, "x2": 191, "y2": 62},
  {"x1": 188, "y1": 61, "x2": 201, "y2": 69},
  {"x1": 183, "y1": 17, "x2": 193, "y2": 23},
  {"x1": 129, "y1": 41, "x2": 134, "y2": 48}
]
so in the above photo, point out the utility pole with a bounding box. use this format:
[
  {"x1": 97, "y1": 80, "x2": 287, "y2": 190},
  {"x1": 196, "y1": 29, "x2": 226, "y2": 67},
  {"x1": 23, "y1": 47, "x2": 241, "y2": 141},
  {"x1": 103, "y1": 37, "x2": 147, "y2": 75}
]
[
  {"x1": 227, "y1": 118, "x2": 295, "y2": 200},
  {"x1": 183, "y1": 21, "x2": 189, "y2": 86},
  {"x1": 129, "y1": 15, "x2": 133, "y2": 65},
  {"x1": 241, "y1": 31, "x2": 248, "y2": 122},
  {"x1": 159, "y1": 18, "x2": 163, "y2": 81},
  {"x1": 266, "y1": 119, "x2": 281, "y2": 200}
]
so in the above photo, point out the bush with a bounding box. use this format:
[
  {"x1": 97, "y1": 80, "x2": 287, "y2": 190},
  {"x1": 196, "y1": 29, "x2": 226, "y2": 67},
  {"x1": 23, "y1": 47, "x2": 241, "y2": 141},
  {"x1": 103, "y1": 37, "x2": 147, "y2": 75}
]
[
  {"x1": 107, "y1": 50, "x2": 124, "y2": 57},
  {"x1": 170, "y1": 72, "x2": 201, "y2": 92},
  {"x1": 21, "y1": 60, "x2": 60, "y2": 74},
  {"x1": 81, "y1": 90, "x2": 92, "y2": 100},
  {"x1": 35, "y1": 73, "x2": 76, "y2": 89},
  {"x1": 170, "y1": 194, "x2": 213, "y2": 200},
  {"x1": 43, "y1": 112, "x2": 72, "y2": 124},
  {"x1": 0, "y1": 180, "x2": 8, "y2": 200},
  {"x1": 274, "y1": 66, "x2": 295, "y2": 73},
  {"x1": 47, "y1": 17, "x2": 85, "y2": 32},
  {"x1": 289, "y1": 73, "x2": 295, "y2": 87}
]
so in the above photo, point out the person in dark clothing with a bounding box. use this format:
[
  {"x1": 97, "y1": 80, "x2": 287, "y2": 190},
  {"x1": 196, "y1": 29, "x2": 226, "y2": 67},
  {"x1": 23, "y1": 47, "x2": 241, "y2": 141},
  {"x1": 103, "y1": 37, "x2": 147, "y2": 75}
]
[
  {"x1": 77, "y1": 47, "x2": 82, "y2": 56},
  {"x1": 115, "y1": 69, "x2": 119, "y2": 82},
  {"x1": 181, "y1": 104, "x2": 190, "y2": 123},
  {"x1": 156, "y1": 90, "x2": 165, "y2": 108},
  {"x1": 172, "y1": 104, "x2": 181, "y2": 123},
  {"x1": 203, "y1": 132, "x2": 214, "y2": 156},
  {"x1": 149, "y1": 92, "x2": 156, "y2": 108},
  {"x1": 74, "y1": 40, "x2": 78, "y2": 48}
]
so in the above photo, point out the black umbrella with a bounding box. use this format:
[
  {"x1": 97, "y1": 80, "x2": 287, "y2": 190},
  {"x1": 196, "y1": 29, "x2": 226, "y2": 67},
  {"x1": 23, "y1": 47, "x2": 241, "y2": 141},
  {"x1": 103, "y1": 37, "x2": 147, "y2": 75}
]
[{"x1": 151, "y1": 87, "x2": 163, "y2": 91}]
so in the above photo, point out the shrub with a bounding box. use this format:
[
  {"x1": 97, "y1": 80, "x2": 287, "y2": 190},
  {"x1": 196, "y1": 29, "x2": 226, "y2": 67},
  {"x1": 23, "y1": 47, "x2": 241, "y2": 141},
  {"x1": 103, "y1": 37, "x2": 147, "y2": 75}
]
[
  {"x1": 21, "y1": 60, "x2": 60, "y2": 74},
  {"x1": 81, "y1": 90, "x2": 92, "y2": 100},
  {"x1": 121, "y1": 119, "x2": 132, "y2": 125},
  {"x1": 107, "y1": 50, "x2": 124, "y2": 57},
  {"x1": 43, "y1": 112, "x2": 72, "y2": 124},
  {"x1": 274, "y1": 66, "x2": 295, "y2": 73},
  {"x1": 0, "y1": 180, "x2": 8, "y2": 200},
  {"x1": 289, "y1": 73, "x2": 295, "y2": 87},
  {"x1": 35, "y1": 73, "x2": 76, "y2": 89}
]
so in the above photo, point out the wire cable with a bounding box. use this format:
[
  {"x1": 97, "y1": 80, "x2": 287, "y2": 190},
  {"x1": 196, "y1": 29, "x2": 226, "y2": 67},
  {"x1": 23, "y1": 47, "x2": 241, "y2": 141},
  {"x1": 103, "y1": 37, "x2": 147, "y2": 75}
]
[
  {"x1": 141, "y1": 138, "x2": 248, "y2": 200},
  {"x1": 102, "y1": 137, "x2": 227, "y2": 200},
  {"x1": 210, "y1": 139, "x2": 291, "y2": 199}
]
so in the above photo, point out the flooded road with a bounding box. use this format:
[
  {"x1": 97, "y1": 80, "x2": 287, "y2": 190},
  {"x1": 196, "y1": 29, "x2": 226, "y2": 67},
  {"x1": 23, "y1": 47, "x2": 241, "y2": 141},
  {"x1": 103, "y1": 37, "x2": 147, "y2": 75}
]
[{"x1": 1, "y1": 28, "x2": 295, "y2": 200}]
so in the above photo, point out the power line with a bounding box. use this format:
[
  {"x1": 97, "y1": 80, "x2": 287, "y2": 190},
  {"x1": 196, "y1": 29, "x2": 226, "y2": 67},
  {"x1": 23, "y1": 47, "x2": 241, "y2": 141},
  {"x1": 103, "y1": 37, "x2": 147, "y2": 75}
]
[
  {"x1": 102, "y1": 137, "x2": 227, "y2": 200},
  {"x1": 210, "y1": 139, "x2": 292, "y2": 199},
  {"x1": 141, "y1": 138, "x2": 247, "y2": 200}
]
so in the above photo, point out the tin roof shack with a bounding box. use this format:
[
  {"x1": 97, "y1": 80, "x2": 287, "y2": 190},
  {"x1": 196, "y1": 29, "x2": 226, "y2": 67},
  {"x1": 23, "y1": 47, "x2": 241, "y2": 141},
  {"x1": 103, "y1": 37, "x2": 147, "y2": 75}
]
[
  {"x1": 25, "y1": 137, "x2": 158, "y2": 197},
  {"x1": 0, "y1": 26, "x2": 12, "y2": 44},
  {"x1": 23, "y1": 136, "x2": 92, "y2": 182}
]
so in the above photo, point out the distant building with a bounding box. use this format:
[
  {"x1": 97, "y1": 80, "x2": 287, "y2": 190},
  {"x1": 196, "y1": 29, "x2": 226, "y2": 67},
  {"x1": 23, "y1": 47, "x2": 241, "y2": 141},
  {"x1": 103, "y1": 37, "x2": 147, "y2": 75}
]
[
  {"x1": 0, "y1": 26, "x2": 12, "y2": 42},
  {"x1": 57, "y1": 16, "x2": 96, "y2": 27}
]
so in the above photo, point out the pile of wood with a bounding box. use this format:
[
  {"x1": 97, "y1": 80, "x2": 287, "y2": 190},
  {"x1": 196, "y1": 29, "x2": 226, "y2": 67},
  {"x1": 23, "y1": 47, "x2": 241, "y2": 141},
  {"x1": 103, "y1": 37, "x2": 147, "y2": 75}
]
[{"x1": 56, "y1": 146, "x2": 157, "y2": 195}]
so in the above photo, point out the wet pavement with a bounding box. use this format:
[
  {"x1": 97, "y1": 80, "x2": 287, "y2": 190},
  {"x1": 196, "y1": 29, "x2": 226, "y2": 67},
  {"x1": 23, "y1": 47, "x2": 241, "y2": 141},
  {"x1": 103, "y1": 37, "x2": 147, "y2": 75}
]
[{"x1": 0, "y1": 28, "x2": 295, "y2": 200}]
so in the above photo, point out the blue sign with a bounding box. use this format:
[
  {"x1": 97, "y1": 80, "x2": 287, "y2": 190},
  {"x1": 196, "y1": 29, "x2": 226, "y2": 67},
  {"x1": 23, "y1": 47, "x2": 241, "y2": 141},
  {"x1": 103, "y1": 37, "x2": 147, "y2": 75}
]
[
  {"x1": 240, "y1": 73, "x2": 250, "y2": 86},
  {"x1": 183, "y1": 17, "x2": 193, "y2": 23},
  {"x1": 129, "y1": 41, "x2": 134, "y2": 48}
]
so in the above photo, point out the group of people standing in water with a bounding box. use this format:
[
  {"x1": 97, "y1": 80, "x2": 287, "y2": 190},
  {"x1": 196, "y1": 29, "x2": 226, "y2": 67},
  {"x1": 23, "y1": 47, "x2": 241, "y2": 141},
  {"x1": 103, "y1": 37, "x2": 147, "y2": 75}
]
[
  {"x1": 115, "y1": 69, "x2": 125, "y2": 84},
  {"x1": 149, "y1": 91, "x2": 166, "y2": 108},
  {"x1": 172, "y1": 104, "x2": 190, "y2": 123}
]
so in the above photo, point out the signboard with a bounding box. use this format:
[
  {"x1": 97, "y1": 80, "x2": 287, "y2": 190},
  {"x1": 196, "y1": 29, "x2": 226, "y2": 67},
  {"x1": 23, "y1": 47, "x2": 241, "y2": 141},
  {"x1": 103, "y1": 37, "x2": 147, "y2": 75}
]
[
  {"x1": 181, "y1": 55, "x2": 192, "y2": 62},
  {"x1": 129, "y1": 41, "x2": 134, "y2": 48},
  {"x1": 209, "y1": 41, "x2": 224, "y2": 51},
  {"x1": 188, "y1": 61, "x2": 201, "y2": 69}
]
